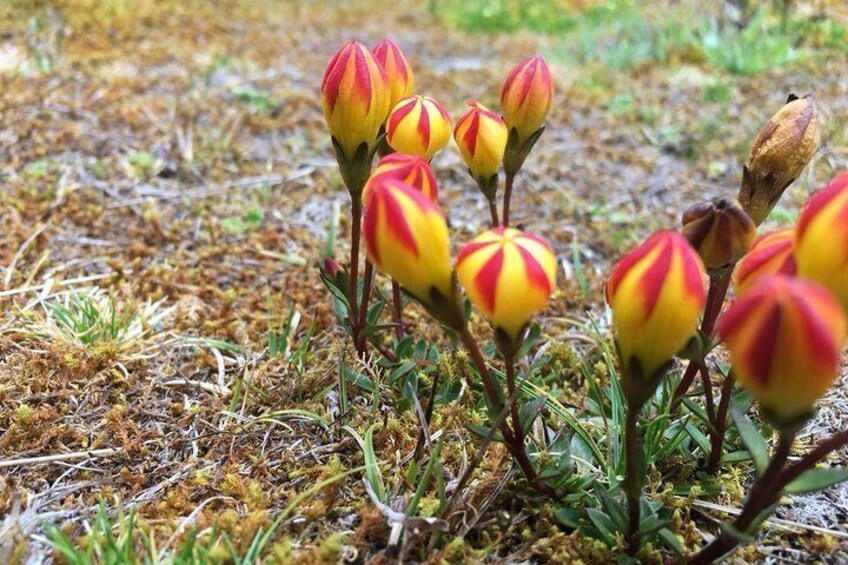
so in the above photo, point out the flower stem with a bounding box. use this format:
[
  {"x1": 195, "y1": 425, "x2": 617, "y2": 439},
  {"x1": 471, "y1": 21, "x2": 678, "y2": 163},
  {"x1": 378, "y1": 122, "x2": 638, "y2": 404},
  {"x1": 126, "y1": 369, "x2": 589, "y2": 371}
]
[
  {"x1": 624, "y1": 401, "x2": 643, "y2": 555},
  {"x1": 689, "y1": 432, "x2": 795, "y2": 564},
  {"x1": 349, "y1": 196, "x2": 362, "y2": 323},
  {"x1": 777, "y1": 428, "x2": 848, "y2": 488},
  {"x1": 355, "y1": 261, "x2": 374, "y2": 355},
  {"x1": 671, "y1": 271, "x2": 732, "y2": 414},
  {"x1": 707, "y1": 372, "x2": 736, "y2": 474},
  {"x1": 488, "y1": 197, "x2": 500, "y2": 228},
  {"x1": 391, "y1": 281, "x2": 405, "y2": 340},
  {"x1": 458, "y1": 327, "x2": 560, "y2": 499},
  {"x1": 502, "y1": 172, "x2": 515, "y2": 227}
]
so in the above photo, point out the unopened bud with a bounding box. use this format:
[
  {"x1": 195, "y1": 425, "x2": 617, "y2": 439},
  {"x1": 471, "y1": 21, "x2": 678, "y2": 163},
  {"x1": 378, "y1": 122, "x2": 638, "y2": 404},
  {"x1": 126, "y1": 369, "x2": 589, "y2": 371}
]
[
  {"x1": 739, "y1": 94, "x2": 820, "y2": 225},
  {"x1": 681, "y1": 197, "x2": 756, "y2": 273}
]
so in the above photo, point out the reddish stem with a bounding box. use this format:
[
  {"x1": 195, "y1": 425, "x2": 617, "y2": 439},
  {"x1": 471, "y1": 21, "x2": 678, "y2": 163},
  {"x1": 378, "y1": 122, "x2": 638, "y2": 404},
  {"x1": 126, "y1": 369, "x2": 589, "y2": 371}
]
[
  {"x1": 671, "y1": 271, "x2": 732, "y2": 413},
  {"x1": 391, "y1": 281, "x2": 405, "y2": 340},
  {"x1": 502, "y1": 172, "x2": 515, "y2": 227}
]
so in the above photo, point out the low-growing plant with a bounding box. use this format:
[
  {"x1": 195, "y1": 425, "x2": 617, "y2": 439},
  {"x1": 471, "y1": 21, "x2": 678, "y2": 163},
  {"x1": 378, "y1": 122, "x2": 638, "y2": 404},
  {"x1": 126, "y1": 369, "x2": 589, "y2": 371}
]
[{"x1": 310, "y1": 34, "x2": 848, "y2": 563}]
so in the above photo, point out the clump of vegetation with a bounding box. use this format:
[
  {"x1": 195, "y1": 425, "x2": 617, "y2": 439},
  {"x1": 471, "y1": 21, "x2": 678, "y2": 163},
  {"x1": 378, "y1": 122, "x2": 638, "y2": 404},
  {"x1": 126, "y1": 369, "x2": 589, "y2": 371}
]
[{"x1": 313, "y1": 31, "x2": 848, "y2": 563}]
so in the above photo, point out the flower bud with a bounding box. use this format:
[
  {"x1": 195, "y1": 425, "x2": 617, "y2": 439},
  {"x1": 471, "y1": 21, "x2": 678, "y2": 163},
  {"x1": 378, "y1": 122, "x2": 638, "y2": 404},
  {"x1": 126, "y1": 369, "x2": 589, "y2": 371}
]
[
  {"x1": 500, "y1": 55, "x2": 553, "y2": 146},
  {"x1": 732, "y1": 228, "x2": 797, "y2": 296},
  {"x1": 363, "y1": 153, "x2": 438, "y2": 206},
  {"x1": 454, "y1": 101, "x2": 508, "y2": 184},
  {"x1": 681, "y1": 197, "x2": 756, "y2": 272},
  {"x1": 373, "y1": 39, "x2": 414, "y2": 110},
  {"x1": 363, "y1": 178, "x2": 454, "y2": 307},
  {"x1": 456, "y1": 228, "x2": 556, "y2": 344},
  {"x1": 386, "y1": 96, "x2": 452, "y2": 160},
  {"x1": 323, "y1": 257, "x2": 342, "y2": 279},
  {"x1": 321, "y1": 41, "x2": 391, "y2": 161},
  {"x1": 795, "y1": 173, "x2": 848, "y2": 311},
  {"x1": 606, "y1": 231, "x2": 707, "y2": 384},
  {"x1": 738, "y1": 94, "x2": 821, "y2": 225},
  {"x1": 717, "y1": 276, "x2": 846, "y2": 428}
]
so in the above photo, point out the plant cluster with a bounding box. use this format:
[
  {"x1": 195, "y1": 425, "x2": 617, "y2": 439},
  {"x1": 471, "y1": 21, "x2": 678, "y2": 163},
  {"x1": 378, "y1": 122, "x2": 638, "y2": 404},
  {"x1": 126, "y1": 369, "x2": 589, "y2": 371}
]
[{"x1": 318, "y1": 38, "x2": 848, "y2": 562}]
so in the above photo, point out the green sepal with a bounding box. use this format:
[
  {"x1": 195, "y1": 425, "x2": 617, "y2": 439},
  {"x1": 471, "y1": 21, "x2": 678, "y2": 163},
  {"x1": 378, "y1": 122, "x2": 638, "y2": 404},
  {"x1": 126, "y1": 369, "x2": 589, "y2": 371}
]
[
  {"x1": 504, "y1": 125, "x2": 545, "y2": 176},
  {"x1": 331, "y1": 136, "x2": 375, "y2": 197}
]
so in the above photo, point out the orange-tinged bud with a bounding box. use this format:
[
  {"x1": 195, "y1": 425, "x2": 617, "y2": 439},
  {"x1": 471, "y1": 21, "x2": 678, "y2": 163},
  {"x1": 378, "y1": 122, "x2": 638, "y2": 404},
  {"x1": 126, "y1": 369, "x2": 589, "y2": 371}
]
[
  {"x1": 606, "y1": 231, "x2": 707, "y2": 382},
  {"x1": 362, "y1": 153, "x2": 437, "y2": 206},
  {"x1": 732, "y1": 228, "x2": 797, "y2": 296},
  {"x1": 363, "y1": 178, "x2": 453, "y2": 305},
  {"x1": 321, "y1": 41, "x2": 391, "y2": 161},
  {"x1": 373, "y1": 39, "x2": 414, "y2": 110},
  {"x1": 739, "y1": 94, "x2": 821, "y2": 225},
  {"x1": 386, "y1": 96, "x2": 452, "y2": 160},
  {"x1": 717, "y1": 276, "x2": 846, "y2": 427},
  {"x1": 454, "y1": 101, "x2": 508, "y2": 183},
  {"x1": 795, "y1": 173, "x2": 848, "y2": 311},
  {"x1": 456, "y1": 228, "x2": 556, "y2": 342},
  {"x1": 681, "y1": 197, "x2": 756, "y2": 272},
  {"x1": 501, "y1": 55, "x2": 553, "y2": 145}
]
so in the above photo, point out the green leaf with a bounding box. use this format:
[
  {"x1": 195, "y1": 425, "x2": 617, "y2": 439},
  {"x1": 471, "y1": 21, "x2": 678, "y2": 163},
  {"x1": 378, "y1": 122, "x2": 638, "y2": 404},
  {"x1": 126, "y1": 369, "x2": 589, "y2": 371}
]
[
  {"x1": 785, "y1": 467, "x2": 848, "y2": 495},
  {"x1": 730, "y1": 408, "x2": 768, "y2": 474},
  {"x1": 519, "y1": 394, "x2": 548, "y2": 435},
  {"x1": 719, "y1": 521, "x2": 755, "y2": 543},
  {"x1": 721, "y1": 450, "x2": 753, "y2": 464},
  {"x1": 635, "y1": 515, "x2": 668, "y2": 537},
  {"x1": 684, "y1": 422, "x2": 711, "y2": 455},
  {"x1": 552, "y1": 504, "x2": 584, "y2": 529},
  {"x1": 596, "y1": 489, "x2": 627, "y2": 531},
  {"x1": 364, "y1": 424, "x2": 386, "y2": 502},
  {"x1": 343, "y1": 365, "x2": 373, "y2": 392},
  {"x1": 658, "y1": 528, "x2": 684, "y2": 555},
  {"x1": 538, "y1": 433, "x2": 573, "y2": 482},
  {"x1": 465, "y1": 423, "x2": 504, "y2": 443},
  {"x1": 586, "y1": 509, "x2": 616, "y2": 546}
]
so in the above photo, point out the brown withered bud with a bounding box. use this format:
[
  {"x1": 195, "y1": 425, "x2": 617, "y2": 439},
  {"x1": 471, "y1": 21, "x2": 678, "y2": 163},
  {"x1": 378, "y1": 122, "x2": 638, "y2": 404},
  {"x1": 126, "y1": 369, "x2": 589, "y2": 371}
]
[
  {"x1": 681, "y1": 197, "x2": 756, "y2": 272},
  {"x1": 738, "y1": 94, "x2": 820, "y2": 225}
]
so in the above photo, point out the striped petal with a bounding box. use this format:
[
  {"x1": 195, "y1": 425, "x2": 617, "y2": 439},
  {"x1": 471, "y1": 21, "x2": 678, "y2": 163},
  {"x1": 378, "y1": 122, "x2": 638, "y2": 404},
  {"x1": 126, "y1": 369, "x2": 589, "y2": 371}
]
[
  {"x1": 500, "y1": 55, "x2": 553, "y2": 145},
  {"x1": 456, "y1": 227, "x2": 556, "y2": 340},
  {"x1": 606, "y1": 231, "x2": 707, "y2": 379},
  {"x1": 387, "y1": 96, "x2": 452, "y2": 160},
  {"x1": 321, "y1": 41, "x2": 391, "y2": 160},
  {"x1": 453, "y1": 101, "x2": 508, "y2": 181},
  {"x1": 363, "y1": 178, "x2": 453, "y2": 303},
  {"x1": 795, "y1": 173, "x2": 848, "y2": 311},
  {"x1": 732, "y1": 228, "x2": 797, "y2": 295},
  {"x1": 373, "y1": 38, "x2": 414, "y2": 109},
  {"x1": 717, "y1": 276, "x2": 846, "y2": 424}
]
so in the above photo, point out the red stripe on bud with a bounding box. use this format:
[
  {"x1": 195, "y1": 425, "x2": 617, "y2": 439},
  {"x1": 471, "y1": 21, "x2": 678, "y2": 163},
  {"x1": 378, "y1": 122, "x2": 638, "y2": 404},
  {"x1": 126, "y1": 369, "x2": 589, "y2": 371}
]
[{"x1": 717, "y1": 276, "x2": 846, "y2": 426}]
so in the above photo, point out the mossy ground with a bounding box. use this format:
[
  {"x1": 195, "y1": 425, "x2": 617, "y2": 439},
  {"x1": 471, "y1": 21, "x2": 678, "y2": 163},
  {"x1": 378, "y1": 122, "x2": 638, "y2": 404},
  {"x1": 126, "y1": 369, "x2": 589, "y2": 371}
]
[{"x1": 1, "y1": 0, "x2": 848, "y2": 562}]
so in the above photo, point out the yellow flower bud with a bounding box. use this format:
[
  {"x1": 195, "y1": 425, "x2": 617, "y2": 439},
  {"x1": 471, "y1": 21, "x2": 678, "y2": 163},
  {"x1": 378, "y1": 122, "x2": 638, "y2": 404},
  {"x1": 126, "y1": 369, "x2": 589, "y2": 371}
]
[{"x1": 795, "y1": 173, "x2": 848, "y2": 311}]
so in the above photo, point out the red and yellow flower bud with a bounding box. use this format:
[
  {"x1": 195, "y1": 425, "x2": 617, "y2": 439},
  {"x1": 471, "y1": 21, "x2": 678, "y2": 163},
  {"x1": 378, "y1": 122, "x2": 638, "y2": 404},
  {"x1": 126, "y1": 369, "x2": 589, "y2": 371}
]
[
  {"x1": 362, "y1": 153, "x2": 438, "y2": 206},
  {"x1": 501, "y1": 55, "x2": 553, "y2": 146},
  {"x1": 739, "y1": 94, "x2": 821, "y2": 225},
  {"x1": 373, "y1": 39, "x2": 414, "y2": 111},
  {"x1": 456, "y1": 228, "x2": 556, "y2": 343},
  {"x1": 681, "y1": 198, "x2": 756, "y2": 272},
  {"x1": 363, "y1": 178, "x2": 453, "y2": 305},
  {"x1": 795, "y1": 173, "x2": 848, "y2": 311},
  {"x1": 606, "y1": 231, "x2": 707, "y2": 382},
  {"x1": 732, "y1": 228, "x2": 797, "y2": 296},
  {"x1": 717, "y1": 276, "x2": 846, "y2": 427},
  {"x1": 386, "y1": 96, "x2": 452, "y2": 160},
  {"x1": 321, "y1": 41, "x2": 391, "y2": 161},
  {"x1": 454, "y1": 101, "x2": 508, "y2": 183}
]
